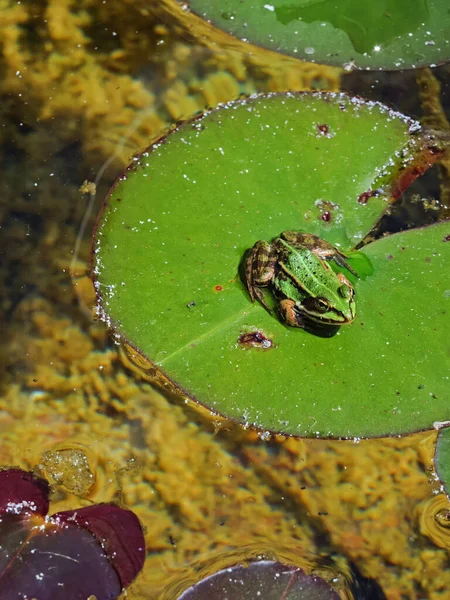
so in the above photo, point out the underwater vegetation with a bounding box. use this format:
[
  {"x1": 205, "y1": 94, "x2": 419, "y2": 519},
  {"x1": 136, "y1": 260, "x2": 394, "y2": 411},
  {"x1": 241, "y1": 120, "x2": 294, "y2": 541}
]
[{"x1": 0, "y1": 468, "x2": 145, "y2": 599}]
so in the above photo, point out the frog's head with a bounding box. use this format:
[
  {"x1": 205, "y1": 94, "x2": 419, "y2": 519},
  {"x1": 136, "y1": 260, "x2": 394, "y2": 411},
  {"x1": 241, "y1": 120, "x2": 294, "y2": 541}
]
[{"x1": 293, "y1": 274, "x2": 356, "y2": 326}]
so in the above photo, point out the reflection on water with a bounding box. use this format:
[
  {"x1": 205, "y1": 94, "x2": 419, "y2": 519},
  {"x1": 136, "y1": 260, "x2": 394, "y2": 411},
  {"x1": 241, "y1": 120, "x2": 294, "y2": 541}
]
[
  {"x1": 276, "y1": 0, "x2": 429, "y2": 54},
  {"x1": 0, "y1": 0, "x2": 449, "y2": 598}
]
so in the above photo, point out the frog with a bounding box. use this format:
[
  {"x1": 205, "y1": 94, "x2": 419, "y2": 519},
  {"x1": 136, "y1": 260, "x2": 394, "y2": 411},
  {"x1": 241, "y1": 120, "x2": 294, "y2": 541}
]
[{"x1": 242, "y1": 231, "x2": 357, "y2": 328}]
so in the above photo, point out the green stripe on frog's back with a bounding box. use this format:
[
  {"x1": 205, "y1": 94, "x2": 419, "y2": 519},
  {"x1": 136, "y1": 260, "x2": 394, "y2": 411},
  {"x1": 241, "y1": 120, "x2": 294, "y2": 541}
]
[{"x1": 276, "y1": 238, "x2": 340, "y2": 301}]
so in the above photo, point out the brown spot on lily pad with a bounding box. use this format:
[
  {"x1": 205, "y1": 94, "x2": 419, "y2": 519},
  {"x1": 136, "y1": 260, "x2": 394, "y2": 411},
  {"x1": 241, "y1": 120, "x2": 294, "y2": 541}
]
[
  {"x1": 314, "y1": 199, "x2": 340, "y2": 223},
  {"x1": 239, "y1": 329, "x2": 273, "y2": 350},
  {"x1": 316, "y1": 123, "x2": 330, "y2": 136},
  {"x1": 357, "y1": 189, "x2": 378, "y2": 204}
]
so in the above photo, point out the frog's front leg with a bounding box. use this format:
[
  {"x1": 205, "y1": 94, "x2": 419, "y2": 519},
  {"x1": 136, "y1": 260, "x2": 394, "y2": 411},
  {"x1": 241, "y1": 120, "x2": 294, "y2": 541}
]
[
  {"x1": 336, "y1": 272, "x2": 354, "y2": 300},
  {"x1": 278, "y1": 299, "x2": 306, "y2": 328}
]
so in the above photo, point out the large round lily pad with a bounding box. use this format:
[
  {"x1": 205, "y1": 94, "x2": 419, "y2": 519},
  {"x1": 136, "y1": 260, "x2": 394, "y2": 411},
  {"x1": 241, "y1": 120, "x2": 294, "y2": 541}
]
[
  {"x1": 179, "y1": 0, "x2": 450, "y2": 70},
  {"x1": 92, "y1": 92, "x2": 447, "y2": 439}
]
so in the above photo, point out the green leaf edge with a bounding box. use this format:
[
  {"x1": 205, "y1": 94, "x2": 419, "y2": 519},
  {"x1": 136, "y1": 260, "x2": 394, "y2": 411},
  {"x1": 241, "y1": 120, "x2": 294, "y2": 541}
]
[{"x1": 181, "y1": 0, "x2": 450, "y2": 71}]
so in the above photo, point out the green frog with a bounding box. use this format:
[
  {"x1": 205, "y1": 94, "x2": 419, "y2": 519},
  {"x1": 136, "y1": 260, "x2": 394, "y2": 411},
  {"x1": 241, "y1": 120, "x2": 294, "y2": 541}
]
[{"x1": 243, "y1": 231, "x2": 357, "y2": 328}]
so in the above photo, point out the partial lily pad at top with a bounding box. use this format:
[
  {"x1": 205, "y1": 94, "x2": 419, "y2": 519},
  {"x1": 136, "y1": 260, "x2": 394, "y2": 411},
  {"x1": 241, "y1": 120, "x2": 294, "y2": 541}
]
[
  {"x1": 92, "y1": 92, "x2": 446, "y2": 439},
  {"x1": 176, "y1": 561, "x2": 340, "y2": 599},
  {"x1": 435, "y1": 427, "x2": 450, "y2": 498},
  {"x1": 181, "y1": 0, "x2": 450, "y2": 70}
]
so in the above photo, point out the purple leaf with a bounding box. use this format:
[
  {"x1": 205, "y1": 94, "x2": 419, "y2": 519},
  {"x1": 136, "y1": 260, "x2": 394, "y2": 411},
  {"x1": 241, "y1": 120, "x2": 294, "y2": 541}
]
[
  {"x1": 0, "y1": 468, "x2": 49, "y2": 517},
  {"x1": 55, "y1": 503, "x2": 146, "y2": 588},
  {"x1": 0, "y1": 513, "x2": 122, "y2": 600},
  {"x1": 0, "y1": 469, "x2": 146, "y2": 600}
]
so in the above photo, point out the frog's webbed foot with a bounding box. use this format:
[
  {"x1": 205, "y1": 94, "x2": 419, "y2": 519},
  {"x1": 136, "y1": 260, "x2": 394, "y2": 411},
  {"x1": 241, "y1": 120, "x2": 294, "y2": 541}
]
[
  {"x1": 331, "y1": 251, "x2": 358, "y2": 277},
  {"x1": 252, "y1": 286, "x2": 275, "y2": 315},
  {"x1": 311, "y1": 245, "x2": 358, "y2": 277}
]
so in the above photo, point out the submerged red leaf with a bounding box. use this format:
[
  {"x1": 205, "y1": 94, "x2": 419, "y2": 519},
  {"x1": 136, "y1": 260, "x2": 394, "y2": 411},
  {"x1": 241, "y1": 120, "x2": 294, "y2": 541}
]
[
  {"x1": 55, "y1": 503, "x2": 146, "y2": 588},
  {"x1": 0, "y1": 469, "x2": 146, "y2": 600},
  {"x1": 0, "y1": 468, "x2": 50, "y2": 517},
  {"x1": 0, "y1": 513, "x2": 122, "y2": 600}
]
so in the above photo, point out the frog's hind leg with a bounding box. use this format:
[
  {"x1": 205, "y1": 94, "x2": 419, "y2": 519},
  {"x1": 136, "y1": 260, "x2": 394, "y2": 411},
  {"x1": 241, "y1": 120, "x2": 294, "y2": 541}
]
[
  {"x1": 311, "y1": 243, "x2": 358, "y2": 277},
  {"x1": 242, "y1": 241, "x2": 276, "y2": 301},
  {"x1": 250, "y1": 241, "x2": 277, "y2": 287},
  {"x1": 241, "y1": 251, "x2": 275, "y2": 316}
]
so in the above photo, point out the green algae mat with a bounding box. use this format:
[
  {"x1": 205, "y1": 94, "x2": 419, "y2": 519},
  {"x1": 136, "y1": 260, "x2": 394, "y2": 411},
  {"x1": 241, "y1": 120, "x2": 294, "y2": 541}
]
[
  {"x1": 92, "y1": 93, "x2": 449, "y2": 439},
  {"x1": 181, "y1": 0, "x2": 450, "y2": 70}
]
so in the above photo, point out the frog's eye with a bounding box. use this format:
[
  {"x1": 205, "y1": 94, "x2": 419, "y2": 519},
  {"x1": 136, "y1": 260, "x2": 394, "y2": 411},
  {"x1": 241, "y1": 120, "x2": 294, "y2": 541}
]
[{"x1": 310, "y1": 297, "x2": 331, "y2": 313}]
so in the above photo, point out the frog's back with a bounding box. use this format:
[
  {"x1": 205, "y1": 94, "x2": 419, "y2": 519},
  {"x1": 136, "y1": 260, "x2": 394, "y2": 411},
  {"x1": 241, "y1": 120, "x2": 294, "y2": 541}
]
[{"x1": 276, "y1": 238, "x2": 333, "y2": 298}]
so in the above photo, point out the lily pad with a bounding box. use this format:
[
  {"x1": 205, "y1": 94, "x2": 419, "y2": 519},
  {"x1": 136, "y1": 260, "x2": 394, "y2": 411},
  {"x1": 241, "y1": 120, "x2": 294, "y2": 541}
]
[
  {"x1": 176, "y1": 561, "x2": 340, "y2": 599},
  {"x1": 435, "y1": 427, "x2": 450, "y2": 498},
  {"x1": 181, "y1": 0, "x2": 450, "y2": 70},
  {"x1": 92, "y1": 92, "x2": 446, "y2": 439}
]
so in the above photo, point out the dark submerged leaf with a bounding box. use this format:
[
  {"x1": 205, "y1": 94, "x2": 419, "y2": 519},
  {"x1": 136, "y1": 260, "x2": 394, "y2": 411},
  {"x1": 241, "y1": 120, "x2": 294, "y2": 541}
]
[
  {"x1": 177, "y1": 561, "x2": 341, "y2": 599},
  {"x1": 0, "y1": 514, "x2": 122, "y2": 600},
  {"x1": 55, "y1": 503, "x2": 146, "y2": 589},
  {"x1": 0, "y1": 469, "x2": 146, "y2": 600},
  {"x1": 0, "y1": 468, "x2": 49, "y2": 517}
]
